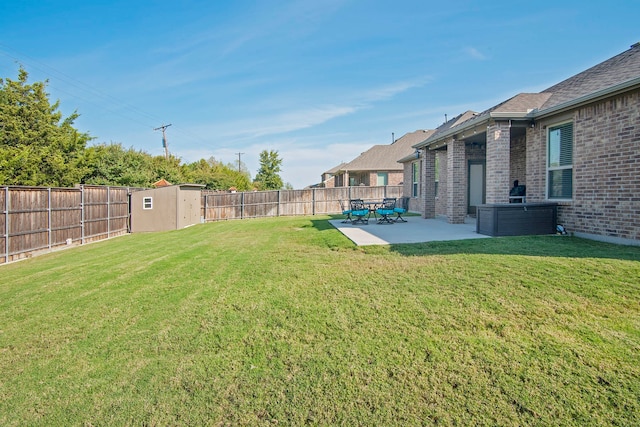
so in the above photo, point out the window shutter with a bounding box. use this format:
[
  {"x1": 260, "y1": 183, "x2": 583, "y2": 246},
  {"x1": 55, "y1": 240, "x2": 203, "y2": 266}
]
[{"x1": 558, "y1": 123, "x2": 573, "y2": 166}]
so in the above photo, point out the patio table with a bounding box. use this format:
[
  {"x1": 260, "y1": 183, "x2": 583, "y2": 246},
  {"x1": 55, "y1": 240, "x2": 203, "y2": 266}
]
[{"x1": 362, "y1": 201, "x2": 382, "y2": 219}]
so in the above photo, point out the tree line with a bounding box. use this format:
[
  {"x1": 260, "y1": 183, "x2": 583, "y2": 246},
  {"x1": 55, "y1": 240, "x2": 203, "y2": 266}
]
[{"x1": 0, "y1": 68, "x2": 285, "y2": 191}]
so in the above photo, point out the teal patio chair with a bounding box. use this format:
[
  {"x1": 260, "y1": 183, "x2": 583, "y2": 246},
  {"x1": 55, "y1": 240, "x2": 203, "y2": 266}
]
[
  {"x1": 339, "y1": 199, "x2": 352, "y2": 223},
  {"x1": 375, "y1": 198, "x2": 396, "y2": 224},
  {"x1": 394, "y1": 197, "x2": 409, "y2": 222},
  {"x1": 350, "y1": 199, "x2": 370, "y2": 224}
]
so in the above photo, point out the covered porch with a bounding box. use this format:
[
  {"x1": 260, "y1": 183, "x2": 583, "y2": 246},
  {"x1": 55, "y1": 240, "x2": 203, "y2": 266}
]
[{"x1": 414, "y1": 94, "x2": 551, "y2": 225}]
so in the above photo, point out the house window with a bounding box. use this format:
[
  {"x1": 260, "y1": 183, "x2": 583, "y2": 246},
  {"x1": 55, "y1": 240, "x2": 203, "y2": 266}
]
[
  {"x1": 143, "y1": 197, "x2": 153, "y2": 210},
  {"x1": 377, "y1": 172, "x2": 388, "y2": 186},
  {"x1": 547, "y1": 122, "x2": 573, "y2": 199},
  {"x1": 412, "y1": 162, "x2": 420, "y2": 197}
]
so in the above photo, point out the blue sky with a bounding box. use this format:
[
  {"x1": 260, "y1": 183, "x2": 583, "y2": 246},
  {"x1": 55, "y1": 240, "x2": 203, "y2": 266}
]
[{"x1": 1, "y1": 1, "x2": 638, "y2": 188}]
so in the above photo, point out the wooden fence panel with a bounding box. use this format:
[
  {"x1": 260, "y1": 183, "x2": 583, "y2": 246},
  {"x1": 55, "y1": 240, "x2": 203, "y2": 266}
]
[
  {"x1": 50, "y1": 188, "x2": 82, "y2": 246},
  {"x1": 319, "y1": 187, "x2": 353, "y2": 214},
  {"x1": 200, "y1": 186, "x2": 404, "y2": 222},
  {"x1": 279, "y1": 189, "x2": 314, "y2": 216},
  {"x1": 8, "y1": 188, "x2": 49, "y2": 257},
  {"x1": 107, "y1": 187, "x2": 131, "y2": 237},
  {"x1": 1, "y1": 185, "x2": 134, "y2": 263},
  {"x1": 81, "y1": 186, "x2": 130, "y2": 241},
  {"x1": 202, "y1": 192, "x2": 243, "y2": 221},
  {"x1": 243, "y1": 191, "x2": 279, "y2": 218}
]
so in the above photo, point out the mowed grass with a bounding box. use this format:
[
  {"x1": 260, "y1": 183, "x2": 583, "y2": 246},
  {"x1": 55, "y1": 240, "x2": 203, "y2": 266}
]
[{"x1": 0, "y1": 216, "x2": 639, "y2": 426}]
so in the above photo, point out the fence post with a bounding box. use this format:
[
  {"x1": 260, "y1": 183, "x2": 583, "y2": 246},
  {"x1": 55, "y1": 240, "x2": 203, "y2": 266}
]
[
  {"x1": 48, "y1": 188, "x2": 52, "y2": 250},
  {"x1": 3, "y1": 187, "x2": 8, "y2": 263},
  {"x1": 241, "y1": 192, "x2": 244, "y2": 219},
  {"x1": 312, "y1": 188, "x2": 316, "y2": 216},
  {"x1": 107, "y1": 186, "x2": 111, "y2": 238},
  {"x1": 203, "y1": 192, "x2": 207, "y2": 222},
  {"x1": 277, "y1": 190, "x2": 281, "y2": 217},
  {"x1": 81, "y1": 185, "x2": 85, "y2": 245}
]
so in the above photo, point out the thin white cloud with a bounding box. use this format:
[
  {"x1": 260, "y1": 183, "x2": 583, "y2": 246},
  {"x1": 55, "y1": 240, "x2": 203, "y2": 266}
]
[
  {"x1": 463, "y1": 47, "x2": 488, "y2": 61},
  {"x1": 361, "y1": 76, "x2": 432, "y2": 103}
]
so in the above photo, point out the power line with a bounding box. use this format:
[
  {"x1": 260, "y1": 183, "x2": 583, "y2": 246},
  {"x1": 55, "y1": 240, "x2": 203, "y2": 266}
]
[
  {"x1": 0, "y1": 44, "x2": 216, "y2": 151},
  {"x1": 0, "y1": 44, "x2": 163, "y2": 128}
]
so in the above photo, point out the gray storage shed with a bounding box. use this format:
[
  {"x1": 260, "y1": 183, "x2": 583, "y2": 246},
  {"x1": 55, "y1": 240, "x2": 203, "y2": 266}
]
[{"x1": 131, "y1": 184, "x2": 205, "y2": 233}]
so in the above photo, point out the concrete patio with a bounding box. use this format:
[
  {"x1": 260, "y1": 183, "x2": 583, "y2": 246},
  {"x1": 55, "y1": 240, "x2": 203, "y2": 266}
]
[{"x1": 329, "y1": 215, "x2": 490, "y2": 246}]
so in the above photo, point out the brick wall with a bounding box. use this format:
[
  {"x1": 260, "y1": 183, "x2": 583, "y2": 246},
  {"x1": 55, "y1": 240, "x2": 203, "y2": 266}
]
[
  {"x1": 510, "y1": 134, "x2": 527, "y2": 187},
  {"x1": 486, "y1": 122, "x2": 512, "y2": 203},
  {"x1": 526, "y1": 89, "x2": 639, "y2": 242},
  {"x1": 422, "y1": 149, "x2": 437, "y2": 218},
  {"x1": 435, "y1": 149, "x2": 448, "y2": 216},
  {"x1": 402, "y1": 162, "x2": 413, "y2": 199},
  {"x1": 525, "y1": 124, "x2": 547, "y2": 202},
  {"x1": 447, "y1": 140, "x2": 467, "y2": 223},
  {"x1": 362, "y1": 171, "x2": 403, "y2": 186},
  {"x1": 563, "y1": 90, "x2": 639, "y2": 241},
  {"x1": 387, "y1": 171, "x2": 404, "y2": 186}
]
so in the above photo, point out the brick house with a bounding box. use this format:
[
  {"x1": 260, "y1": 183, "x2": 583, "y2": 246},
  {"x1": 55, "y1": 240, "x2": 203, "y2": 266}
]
[
  {"x1": 319, "y1": 162, "x2": 346, "y2": 188},
  {"x1": 330, "y1": 130, "x2": 434, "y2": 187},
  {"x1": 410, "y1": 43, "x2": 640, "y2": 245}
]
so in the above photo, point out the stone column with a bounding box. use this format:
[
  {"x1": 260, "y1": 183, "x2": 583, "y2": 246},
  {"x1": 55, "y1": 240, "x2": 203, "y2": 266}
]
[
  {"x1": 446, "y1": 139, "x2": 466, "y2": 223},
  {"x1": 485, "y1": 122, "x2": 511, "y2": 203},
  {"x1": 422, "y1": 149, "x2": 436, "y2": 218}
]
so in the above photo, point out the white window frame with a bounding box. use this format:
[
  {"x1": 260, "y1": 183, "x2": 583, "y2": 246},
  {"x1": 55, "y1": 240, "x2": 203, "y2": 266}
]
[
  {"x1": 143, "y1": 196, "x2": 153, "y2": 210},
  {"x1": 546, "y1": 121, "x2": 573, "y2": 200}
]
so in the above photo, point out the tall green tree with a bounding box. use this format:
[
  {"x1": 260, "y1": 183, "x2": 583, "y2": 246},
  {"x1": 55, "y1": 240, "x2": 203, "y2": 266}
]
[
  {"x1": 82, "y1": 143, "x2": 155, "y2": 187},
  {"x1": 181, "y1": 157, "x2": 252, "y2": 191},
  {"x1": 253, "y1": 149, "x2": 283, "y2": 190},
  {"x1": 0, "y1": 67, "x2": 92, "y2": 186}
]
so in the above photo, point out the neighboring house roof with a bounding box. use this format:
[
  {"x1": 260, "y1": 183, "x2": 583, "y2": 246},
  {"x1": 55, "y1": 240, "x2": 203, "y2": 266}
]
[
  {"x1": 416, "y1": 43, "x2": 640, "y2": 149},
  {"x1": 340, "y1": 130, "x2": 435, "y2": 172},
  {"x1": 153, "y1": 178, "x2": 172, "y2": 187},
  {"x1": 323, "y1": 162, "x2": 347, "y2": 176}
]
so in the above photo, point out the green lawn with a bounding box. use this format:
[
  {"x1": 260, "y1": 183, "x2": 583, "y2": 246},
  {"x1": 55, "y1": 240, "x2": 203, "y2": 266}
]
[{"x1": 1, "y1": 216, "x2": 639, "y2": 426}]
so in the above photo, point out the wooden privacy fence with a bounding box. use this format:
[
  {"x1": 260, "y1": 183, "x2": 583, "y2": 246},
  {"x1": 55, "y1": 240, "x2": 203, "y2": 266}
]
[
  {"x1": 1, "y1": 185, "x2": 132, "y2": 264},
  {"x1": 202, "y1": 185, "x2": 403, "y2": 221},
  {"x1": 1, "y1": 184, "x2": 404, "y2": 263}
]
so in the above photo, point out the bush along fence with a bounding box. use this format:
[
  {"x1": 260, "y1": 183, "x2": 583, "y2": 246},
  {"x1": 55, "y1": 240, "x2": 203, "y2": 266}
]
[
  {"x1": 1, "y1": 185, "x2": 135, "y2": 264},
  {"x1": 1, "y1": 184, "x2": 404, "y2": 263},
  {"x1": 201, "y1": 186, "x2": 403, "y2": 221}
]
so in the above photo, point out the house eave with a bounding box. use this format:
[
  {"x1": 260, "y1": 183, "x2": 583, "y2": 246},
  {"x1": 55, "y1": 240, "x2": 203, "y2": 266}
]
[
  {"x1": 415, "y1": 76, "x2": 640, "y2": 150},
  {"x1": 533, "y1": 76, "x2": 640, "y2": 120},
  {"x1": 413, "y1": 115, "x2": 491, "y2": 150}
]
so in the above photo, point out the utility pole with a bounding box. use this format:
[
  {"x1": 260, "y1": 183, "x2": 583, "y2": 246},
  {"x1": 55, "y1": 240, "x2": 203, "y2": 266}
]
[
  {"x1": 236, "y1": 152, "x2": 244, "y2": 173},
  {"x1": 154, "y1": 124, "x2": 172, "y2": 160}
]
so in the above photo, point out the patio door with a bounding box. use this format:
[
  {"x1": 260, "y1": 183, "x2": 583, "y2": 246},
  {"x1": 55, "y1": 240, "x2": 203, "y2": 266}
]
[{"x1": 468, "y1": 161, "x2": 485, "y2": 215}]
